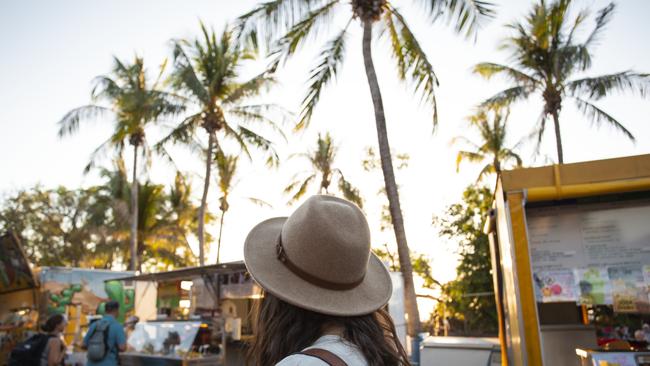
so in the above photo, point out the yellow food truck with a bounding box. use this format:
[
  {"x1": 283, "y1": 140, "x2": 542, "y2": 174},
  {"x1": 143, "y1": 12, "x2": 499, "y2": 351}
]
[{"x1": 486, "y1": 154, "x2": 650, "y2": 366}]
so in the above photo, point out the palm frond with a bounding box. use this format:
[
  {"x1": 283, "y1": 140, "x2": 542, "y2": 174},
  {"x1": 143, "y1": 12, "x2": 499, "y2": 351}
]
[
  {"x1": 222, "y1": 72, "x2": 277, "y2": 104},
  {"x1": 238, "y1": 126, "x2": 280, "y2": 167},
  {"x1": 270, "y1": 0, "x2": 340, "y2": 64},
  {"x1": 154, "y1": 113, "x2": 202, "y2": 153},
  {"x1": 585, "y1": 3, "x2": 615, "y2": 46},
  {"x1": 473, "y1": 62, "x2": 539, "y2": 85},
  {"x1": 417, "y1": 0, "x2": 496, "y2": 38},
  {"x1": 503, "y1": 149, "x2": 523, "y2": 167},
  {"x1": 567, "y1": 71, "x2": 650, "y2": 100},
  {"x1": 228, "y1": 105, "x2": 288, "y2": 142},
  {"x1": 386, "y1": 7, "x2": 439, "y2": 125},
  {"x1": 296, "y1": 19, "x2": 352, "y2": 130},
  {"x1": 336, "y1": 171, "x2": 363, "y2": 209},
  {"x1": 285, "y1": 174, "x2": 316, "y2": 205},
  {"x1": 479, "y1": 85, "x2": 532, "y2": 108},
  {"x1": 456, "y1": 150, "x2": 485, "y2": 172},
  {"x1": 574, "y1": 97, "x2": 635, "y2": 141},
  {"x1": 245, "y1": 197, "x2": 273, "y2": 208},
  {"x1": 476, "y1": 163, "x2": 495, "y2": 182},
  {"x1": 235, "y1": 0, "x2": 328, "y2": 49},
  {"x1": 57, "y1": 105, "x2": 111, "y2": 138},
  {"x1": 171, "y1": 40, "x2": 210, "y2": 105},
  {"x1": 83, "y1": 137, "x2": 124, "y2": 174}
]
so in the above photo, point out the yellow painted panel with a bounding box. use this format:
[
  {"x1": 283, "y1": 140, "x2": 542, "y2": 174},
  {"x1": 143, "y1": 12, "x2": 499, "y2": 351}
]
[
  {"x1": 502, "y1": 154, "x2": 650, "y2": 192},
  {"x1": 507, "y1": 192, "x2": 544, "y2": 366}
]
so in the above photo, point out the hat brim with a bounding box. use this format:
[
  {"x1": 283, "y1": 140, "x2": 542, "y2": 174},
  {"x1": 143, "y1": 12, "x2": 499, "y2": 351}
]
[{"x1": 244, "y1": 217, "x2": 393, "y2": 316}]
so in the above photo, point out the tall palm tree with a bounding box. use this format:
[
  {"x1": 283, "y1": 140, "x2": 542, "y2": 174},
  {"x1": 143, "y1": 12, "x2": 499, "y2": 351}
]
[
  {"x1": 474, "y1": 0, "x2": 650, "y2": 164},
  {"x1": 453, "y1": 108, "x2": 522, "y2": 182},
  {"x1": 158, "y1": 22, "x2": 284, "y2": 266},
  {"x1": 285, "y1": 132, "x2": 363, "y2": 207},
  {"x1": 58, "y1": 56, "x2": 183, "y2": 270},
  {"x1": 237, "y1": 0, "x2": 495, "y2": 344}
]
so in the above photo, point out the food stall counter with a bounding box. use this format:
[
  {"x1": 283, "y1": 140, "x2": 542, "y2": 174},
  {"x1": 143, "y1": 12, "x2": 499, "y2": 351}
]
[
  {"x1": 576, "y1": 348, "x2": 650, "y2": 366},
  {"x1": 121, "y1": 320, "x2": 221, "y2": 366}
]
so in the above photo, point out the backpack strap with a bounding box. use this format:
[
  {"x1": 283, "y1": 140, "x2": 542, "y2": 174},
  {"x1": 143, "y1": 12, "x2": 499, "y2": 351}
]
[{"x1": 299, "y1": 348, "x2": 348, "y2": 366}]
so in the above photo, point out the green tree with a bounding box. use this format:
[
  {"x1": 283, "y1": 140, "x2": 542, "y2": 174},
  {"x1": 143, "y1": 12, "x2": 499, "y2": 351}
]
[
  {"x1": 453, "y1": 107, "x2": 522, "y2": 182},
  {"x1": 433, "y1": 185, "x2": 497, "y2": 335},
  {"x1": 237, "y1": 0, "x2": 495, "y2": 340},
  {"x1": 0, "y1": 186, "x2": 98, "y2": 267},
  {"x1": 285, "y1": 132, "x2": 362, "y2": 207},
  {"x1": 97, "y1": 162, "x2": 203, "y2": 271},
  {"x1": 159, "y1": 22, "x2": 283, "y2": 266},
  {"x1": 58, "y1": 56, "x2": 183, "y2": 270},
  {"x1": 474, "y1": 0, "x2": 650, "y2": 164}
]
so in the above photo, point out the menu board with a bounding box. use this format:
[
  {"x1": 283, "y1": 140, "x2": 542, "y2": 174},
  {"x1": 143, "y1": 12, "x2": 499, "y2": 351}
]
[{"x1": 526, "y1": 200, "x2": 650, "y2": 310}]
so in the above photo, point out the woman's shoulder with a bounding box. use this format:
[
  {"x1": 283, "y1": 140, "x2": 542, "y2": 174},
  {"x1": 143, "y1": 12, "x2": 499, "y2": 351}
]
[
  {"x1": 276, "y1": 354, "x2": 329, "y2": 366},
  {"x1": 275, "y1": 335, "x2": 367, "y2": 366},
  {"x1": 47, "y1": 335, "x2": 64, "y2": 347}
]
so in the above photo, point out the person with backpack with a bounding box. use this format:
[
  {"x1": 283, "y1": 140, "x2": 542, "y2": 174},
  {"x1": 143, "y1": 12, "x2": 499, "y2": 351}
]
[
  {"x1": 244, "y1": 195, "x2": 410, "y2": 366},
  {"x1": 83, "y1": 300, "x2": 126, "y2": 366},
  {"x1": 8, "y1": 313, "x2": 67, "y2": 366}
]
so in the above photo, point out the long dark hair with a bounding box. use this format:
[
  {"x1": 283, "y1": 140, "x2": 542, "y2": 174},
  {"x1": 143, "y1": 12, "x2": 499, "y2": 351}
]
[
  {"x1": 42, "y1": 314, "x2": 65, "y2": 333},
  {"x1": 247, "y1": 292, "x2": 410, "y2": 366}
]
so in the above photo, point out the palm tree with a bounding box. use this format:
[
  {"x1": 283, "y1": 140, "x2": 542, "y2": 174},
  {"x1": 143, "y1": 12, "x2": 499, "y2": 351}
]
[
  {"x1": 58, "y1": 56, "x2": 183, "y2": 270},
  {"x1": 158, "y1": 22, "x2": 284, "y2": 266},
  {"x1": 214, "y1": 149, "x2": 237, "y2": 264},
  {"x1": 453, "y1": 108, "x2": 522, "y2": 182},
  {"x1": 474, "y1": 0, "x2": 650, "y2": 164},
  {"x1": 212, "y1": 148, "x2": 272, "y2": 264},
  {"x1": 285, "y1": 132, "x2": 363, "y2": 207},
  {"x1": 237, "y1": 0, "x2": 495, "y2": 343}
]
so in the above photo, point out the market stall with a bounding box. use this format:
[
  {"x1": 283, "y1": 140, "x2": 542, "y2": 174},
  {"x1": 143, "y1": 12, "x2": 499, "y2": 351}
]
[
  {"x1": 109, "y1": 261, "x2": 261, "y2": 366},
  {"x1": 486, "y1": 154, "x2": 650, "y2": 366},
  {"x1": 0, "y1": 232, "x2": 39, "y2": 366}
]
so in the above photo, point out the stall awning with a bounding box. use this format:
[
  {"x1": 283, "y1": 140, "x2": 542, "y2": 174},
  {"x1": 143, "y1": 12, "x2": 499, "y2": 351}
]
[
  {"x1": 106, "y1": 261, "x2": 247, "y2": 282},
  {"x1": 0, "y1": 232, "x2": 38, "y2": 294}
]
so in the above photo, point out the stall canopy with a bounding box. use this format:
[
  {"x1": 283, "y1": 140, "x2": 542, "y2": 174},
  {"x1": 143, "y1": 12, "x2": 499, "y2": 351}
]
[
  {"x1": 0, "y1": 232, "x2": 37, "y2": 294},
  {"x1": 108, "y1": 262, "x2": 247, "y2": 283},
  {"x1": 106, "y1": 261, "x2": 253, "y2": 305}
]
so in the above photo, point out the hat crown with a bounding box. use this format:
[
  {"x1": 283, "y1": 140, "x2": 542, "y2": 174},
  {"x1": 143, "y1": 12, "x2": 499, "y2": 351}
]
[{"x1": 281, "y1": 195, "x2": 370, "y2": 287}]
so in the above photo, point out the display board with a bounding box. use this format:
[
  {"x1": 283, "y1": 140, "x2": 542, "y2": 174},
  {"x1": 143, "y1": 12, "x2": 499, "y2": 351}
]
[{"x1": 527, "y1": 199, "x2": 650, "y2": 312}]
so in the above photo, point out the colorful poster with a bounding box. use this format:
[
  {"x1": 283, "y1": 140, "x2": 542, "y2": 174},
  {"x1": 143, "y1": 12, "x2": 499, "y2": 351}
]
[
  {"x1": 40, "y1": 267, "x2": 135, "y2": 321},
  {"x1": 533, "y1": 269, "x2": 578, "y2": 302},
  {"x1": 576, "y1": 268, "x2": 612, "y2": 305},
  {"x1": 608, "y1": 265, "x2": 649, "y2": 313}
]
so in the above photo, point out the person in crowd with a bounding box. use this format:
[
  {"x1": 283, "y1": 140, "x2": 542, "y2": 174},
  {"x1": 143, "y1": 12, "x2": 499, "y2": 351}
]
[
  {"x1": 641, "y1": 323, "x2": 650, "y2": 343},
  {"x1": 244, "y1": 195, "x2": 410, "y2": 366},
  {"x1": 40, "y1": 314, "x2": 67, "y2": 366},
  {"x1": 83, "y1": 301, "x2": 127, "y2": 366}
]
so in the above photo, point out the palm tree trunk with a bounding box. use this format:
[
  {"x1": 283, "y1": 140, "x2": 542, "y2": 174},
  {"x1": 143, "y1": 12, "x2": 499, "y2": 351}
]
[
  {"x1": 198, "y1": 132, "x2": 215, "y2": 266},
  {"x1": 216, "y1": 208, "x2": 226, "y2": 264},
  {"x1": 130, "y1": 144, "x2": 139, "y2": 271},
  {"x1": 362, "y1": 20, "x2": 421, "y2": 346},
  {"x1": 551, "y1": 110, "x2": 564, "y2": 164}
]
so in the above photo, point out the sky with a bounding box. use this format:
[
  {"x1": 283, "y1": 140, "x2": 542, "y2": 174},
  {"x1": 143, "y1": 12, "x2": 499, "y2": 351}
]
[{"x1": 1, "y1": 0, "x2": 649, "y2": 317}]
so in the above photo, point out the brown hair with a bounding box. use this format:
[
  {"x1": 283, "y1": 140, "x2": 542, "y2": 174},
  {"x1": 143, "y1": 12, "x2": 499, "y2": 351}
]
[
  {"x1": 41, "y1": 314, "x2": 65, "y2": 333},
  {"x1": 247, "y1": 292, "x2": 410, "y2": 366}
]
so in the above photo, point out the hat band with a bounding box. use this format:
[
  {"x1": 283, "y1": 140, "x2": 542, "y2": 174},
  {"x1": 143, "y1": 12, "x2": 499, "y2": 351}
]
[{"x1": 276, "y1": 235, "x2": 365, "y2": 291}]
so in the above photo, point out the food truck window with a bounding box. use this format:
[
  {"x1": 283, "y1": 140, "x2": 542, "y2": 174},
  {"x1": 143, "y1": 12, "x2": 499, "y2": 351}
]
[{"x1": 526, "y1": 192, "x2": 650, "y2": 350}]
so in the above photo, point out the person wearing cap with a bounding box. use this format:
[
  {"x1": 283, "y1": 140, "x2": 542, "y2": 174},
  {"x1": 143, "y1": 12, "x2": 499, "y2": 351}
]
[{"x1": 244, "y1": 195, "x2": 410, "y2": 366}]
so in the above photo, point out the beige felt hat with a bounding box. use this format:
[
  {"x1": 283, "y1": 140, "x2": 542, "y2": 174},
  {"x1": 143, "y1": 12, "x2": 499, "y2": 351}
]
[{"x1": 243, "y1": 195, "x2": 392, "y2": 316}]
